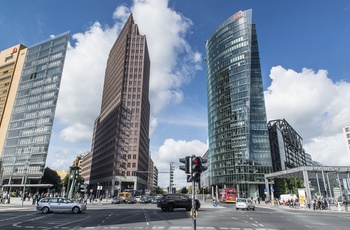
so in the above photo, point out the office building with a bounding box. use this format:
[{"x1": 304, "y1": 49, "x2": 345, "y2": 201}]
[
  {"x1": 0, "y1": 32, "x2": 69, "y2": 191},
  {"x1": 205, "y1": 9, "x2": 272, "y2": 198},
  {"x1": 89, "y1": 14, "x2": 151, "y2": 197},
  {"x1": 343, "y1": 124, "x2": 350, "y2": 161},
  {"x1": 267, "y1": 119, "x2": 306, "y2": 172},
  {"x1": 80, "y1": 151, "x2": 92, "y2": 185}
]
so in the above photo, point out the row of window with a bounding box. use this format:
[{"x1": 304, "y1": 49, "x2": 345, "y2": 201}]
[
  {"x1": 2, "y1": 145, "x2": 48, "y2": 156},
  {"x1": 122, "y1": 93, "x2": 141, "y2": 100},
  {"x1": 118, "y1": 138, "x2": 138, "y2": 143},
  {"x1": 13, "y1": 100, "x2": 54, "y2": 113},
  {"x1": 5, "y1": 134, "x2": 50, "y2": 146}
]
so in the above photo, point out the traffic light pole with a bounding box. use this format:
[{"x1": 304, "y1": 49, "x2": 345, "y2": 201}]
[{"x1": 191, "y1": 162, "x2": 196, "y2": 230}]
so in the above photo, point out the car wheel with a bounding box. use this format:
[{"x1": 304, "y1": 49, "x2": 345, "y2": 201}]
[
  {"x1": 236, "y1": 208, "x2": 239, "y2": 210},
  {"x1": 161, "y1": 207, "x2": 167, "y2": 211},
  {"x1": 72, "y1": 206, "x2": 80, "y2": 214},
  {"x1": 42, "y1": 206, "x2": 50, "y2": 214},
  {"x1": 253, "y1": 207, "x2": 255, "y2": 211},
  {"x1": 167, "y1": 204, "x2": 175, "y2": 212}
]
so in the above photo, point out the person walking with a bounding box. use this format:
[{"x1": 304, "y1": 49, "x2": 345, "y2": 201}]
[{"x1": 343, "y1": 199, "x2": 348, "y2": 212}]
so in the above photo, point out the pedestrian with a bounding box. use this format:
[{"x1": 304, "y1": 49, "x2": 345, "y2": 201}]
[
  {"x1": 336, "y1": 201, "x2": 342, "y2": 211},
  {"x1": 343, "y1": 199, "x2": 348, "y2": 212},
  {"x1": 99, "y1": 195, "x2": 103, "y2": 203},
  {"x1": 32, "y1": 194, "x2": 37, "y2": 205}
]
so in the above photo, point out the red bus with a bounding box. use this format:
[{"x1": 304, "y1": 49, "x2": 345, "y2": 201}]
[{"x1": 219, "y1": 188, "x2": 237, "y2": 203}]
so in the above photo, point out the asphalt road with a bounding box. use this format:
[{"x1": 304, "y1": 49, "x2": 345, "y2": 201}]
[{"x1": 0, "y1": 201, "x2": 350, "y2": 230}]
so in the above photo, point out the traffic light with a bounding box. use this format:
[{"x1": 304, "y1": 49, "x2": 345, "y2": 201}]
[
  {"x1": 201, "y1": 158, "x2": 208, "y2": 172},
  {"x1": 192, "y1": 156, "x2": 202, "y2": 182},
  {"x1": 179, "y1": 156, "x2": 190, "y2": 174}
]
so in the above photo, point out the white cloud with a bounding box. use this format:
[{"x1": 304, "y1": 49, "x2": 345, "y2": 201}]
[
  {"x1": 265, "y1": 66, "x2": 350, "y2": 165},
  {"x1": 152, "y1": 138, "x2": 208, "y2": 189},
  {"x1": 56, "y1": 22, "x2": 119, "y2": 143},
  {"x1": 131, "y1": 0, "x2": 202, "y2": 132}
]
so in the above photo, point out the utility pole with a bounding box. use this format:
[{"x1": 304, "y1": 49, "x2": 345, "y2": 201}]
[{"x1": 169, "y1": 162, "x2": 174, "y2": 193}]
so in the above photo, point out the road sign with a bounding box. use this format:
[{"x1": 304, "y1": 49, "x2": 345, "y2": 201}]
[
  {"x1": 271, "y1": 188, "x2": 274, "y2": 193},
  {"x1": 264, "y1": 188, "x2": 267, "y2": 192},
  {"x1": 187, "y1": 175, "x2": 192, "y2": 182},
  {"x1": 213, "y1": 201, "x2": 217, "y2": 207}
]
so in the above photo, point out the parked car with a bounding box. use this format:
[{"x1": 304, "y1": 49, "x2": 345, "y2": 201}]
[
  {"x1": 236, "y1": 198, "x2": 255, "y2": 211},
  {"x1": 157, "y1": 194, "x2": 200, "y2": 212},
  {"x1": 151, "y1": 196, "x2": 160, "y2": 204},
  {"x1": 126, "y1": 197, "x2": 136, "y2": 204},
  {"x1": 36, "y1": 197, "x2": 86, "y2": 214},
  {"x1": 111, "y1": 197, "x2": 122, "y2": 204},
  {"x1": 140, "y1": 195, "x2": 152, "y2": 204}
]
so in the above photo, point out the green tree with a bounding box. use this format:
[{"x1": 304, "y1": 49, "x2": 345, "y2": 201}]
[
  {"x1": 40, "y1": 167, "x2": 62, "y2": 193},
  {"x1": 274, "y1": 178, "x2": 304, "y2": 198},
  {"x1": 197, "y1": 186, "x2": 210, "y2": 194},
  {"x1": 178, "y1": 186, "x2": 188, "y2": 194},
  {"x1": 155, "y1": 186, "x2": 165, "y2": 195}
]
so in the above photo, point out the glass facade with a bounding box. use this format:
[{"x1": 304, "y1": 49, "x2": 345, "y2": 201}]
[
  {"x1": 1, "y1": 32, "x2": 69, "y2": 185},
  {"x1": 205, "y1": 9, "x2": 272, "y2": 198},
  {"x1": 268, "y1": 119, "x2": 306, "y2": 172}
]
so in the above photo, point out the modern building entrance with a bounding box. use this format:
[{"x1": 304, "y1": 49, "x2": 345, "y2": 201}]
[{"x1": 264, "y1": 166, "x2": 350, "y2": 203}]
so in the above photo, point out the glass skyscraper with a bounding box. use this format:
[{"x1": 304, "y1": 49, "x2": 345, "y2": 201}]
[
  {"x1": 205, "y1": 9, "x2": 272, "y2": 198},
  {"x1": 0, "y1": 32, "x2": 69, "y2": 190}
]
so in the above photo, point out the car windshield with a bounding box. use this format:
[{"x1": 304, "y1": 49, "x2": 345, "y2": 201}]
[{"x1": 237, "y1": 198, "x2": 247, "y2": 202}]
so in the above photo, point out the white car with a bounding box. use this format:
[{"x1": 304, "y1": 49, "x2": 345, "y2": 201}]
[{"x1": 236, "y1": 198, "x2": 255, "y2": 211}]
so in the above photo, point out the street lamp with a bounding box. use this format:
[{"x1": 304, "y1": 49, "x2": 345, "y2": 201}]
[{"x1": 21, "y1": 161, "x2": 29, "y2": 208}]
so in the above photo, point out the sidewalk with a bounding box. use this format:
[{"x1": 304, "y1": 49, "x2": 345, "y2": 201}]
[
  {"x1": 255, "y1": 201, "x2": 350, "y2": 213},
  {"x1": 0, "y1": 197, "x2": 36, "y2": 211}
]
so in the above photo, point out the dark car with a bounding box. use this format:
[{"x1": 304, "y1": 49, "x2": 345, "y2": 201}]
[
  {"x1": 157, "y1": 194, "x2": 200, "y2": 212},
  {"x1": 111, "y1": 197, "x2": 121, "y2": 204}
]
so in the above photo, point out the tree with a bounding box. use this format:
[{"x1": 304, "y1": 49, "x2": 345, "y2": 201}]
[
  {"x1": 178, "y1": 186, "x2": 188, "y2": 194},
  {"x1": 155, "y1": 186, "x2": 165, "y2": 195},
  {"x1": 274, "y1": 178, "x2": 304, "y2": 198},
  {"x1": 40, "y1": 167, "x2": 62, "y2": 193},
  {"x1": 197, "y1": 186, "x2": 210, "y2": 194}
]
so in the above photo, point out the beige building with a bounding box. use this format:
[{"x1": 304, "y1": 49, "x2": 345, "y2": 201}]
[
  {"x1": 0, "y1": 44, "x2": 27, "y2": 157},
  {"x1": 80, "y1": 151, "x2": 92, "y2": 185}
]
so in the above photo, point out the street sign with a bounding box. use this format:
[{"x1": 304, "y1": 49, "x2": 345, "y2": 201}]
[
  {"x1": 187, "y1": 175, "x2": 192, "y2": 182},
  {"x1": 271, "y1": 188, "x2": 274, "y2": 193},
  {"x1": 264, "y1": 188, "x2": 267, "y2": 192}
]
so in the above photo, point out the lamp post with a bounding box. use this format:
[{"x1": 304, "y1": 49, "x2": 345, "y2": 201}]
[
  {"x1": 21, "y1": 161, "x2": 29, "y2": 208},
  {"x1": 67, "y1": 165, "x2": 79, "y2": 199}
]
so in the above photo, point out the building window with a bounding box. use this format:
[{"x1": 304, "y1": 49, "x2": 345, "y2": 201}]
[
  {"x1": 132, "y1": 163, "x2": 136, "y2": 168},
  {"x1": 133, "y1": 154, "x2": 136, "y2": 159}
]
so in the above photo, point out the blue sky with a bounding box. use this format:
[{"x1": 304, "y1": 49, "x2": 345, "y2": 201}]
[{"x1": 1, "y1": 0, "x2": 350, "y2": 189}]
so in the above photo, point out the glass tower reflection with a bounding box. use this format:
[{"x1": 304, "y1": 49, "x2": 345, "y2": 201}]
[{"x1": 205, "y1": 9, "x2": 272, "y2": 198}]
